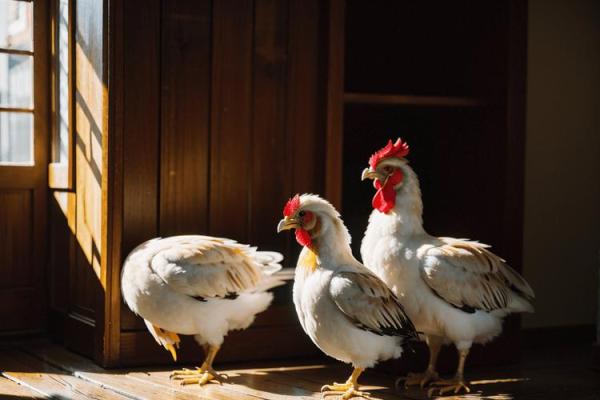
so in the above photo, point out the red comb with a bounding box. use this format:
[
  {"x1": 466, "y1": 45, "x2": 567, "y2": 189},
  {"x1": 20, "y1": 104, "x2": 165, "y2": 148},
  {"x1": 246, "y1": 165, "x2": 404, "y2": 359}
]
[
  {"x1": 283, "y1": 194, "x2": 301, "y2": 217},
  {"x1": 368, "y1": 138, "x2": 410, "y2": 168}
]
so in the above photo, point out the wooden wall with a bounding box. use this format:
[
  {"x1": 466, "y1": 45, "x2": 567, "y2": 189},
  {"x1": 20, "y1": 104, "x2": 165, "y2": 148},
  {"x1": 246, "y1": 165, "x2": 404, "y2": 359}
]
[
  {"x1": 46, "y1": 0, "x2": 527, "y2": 369},
  {"x1": 48, "y1": 0, "x2": 106, "y2": 359},
  {"x1": 107, "y1": 0, "x2": 329, "y2": 366},
  {"x1": 0, "y1": 0, "x2": 49, "y2": 336}
]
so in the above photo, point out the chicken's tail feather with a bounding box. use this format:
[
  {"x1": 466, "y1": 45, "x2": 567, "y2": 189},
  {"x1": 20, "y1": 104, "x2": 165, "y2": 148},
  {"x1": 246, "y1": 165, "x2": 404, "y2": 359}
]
[{"x1": 144, "y1": 320, "x2": 180, "y2": 361}]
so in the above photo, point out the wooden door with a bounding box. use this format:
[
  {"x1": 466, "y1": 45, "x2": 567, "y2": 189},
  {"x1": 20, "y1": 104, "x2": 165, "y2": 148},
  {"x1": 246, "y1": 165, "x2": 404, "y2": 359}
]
[
  {"x1": 104, "y1": 0, "x2": 329, "y2": 367},
  {"x1": 327, "y1": 0, "x2": 527, "y2": 371},
  {"x1": 0, "y1": 0, "x2": 49, "y2": 334}
]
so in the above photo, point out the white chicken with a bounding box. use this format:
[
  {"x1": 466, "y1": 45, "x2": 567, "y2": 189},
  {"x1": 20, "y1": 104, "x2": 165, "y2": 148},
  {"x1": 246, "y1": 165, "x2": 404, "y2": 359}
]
[
  {"x1": 277, "y1": 194, "x2": 418, "y2": 400},
  {"x1": 121, "y1": 235, "x2": 284, "y2": 385},
  {"x1": 360, "y1": 139, "x2": 535, "y2": 396}
]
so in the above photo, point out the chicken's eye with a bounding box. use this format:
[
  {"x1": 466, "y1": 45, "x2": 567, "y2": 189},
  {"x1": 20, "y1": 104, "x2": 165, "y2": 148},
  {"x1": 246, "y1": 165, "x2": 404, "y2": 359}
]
[
  {"x1": 383, "y1": 166, "x2": 394, "y2": 174},
  {"x1": 298, "y1": 211, "x2": 306, "y2": 218}
]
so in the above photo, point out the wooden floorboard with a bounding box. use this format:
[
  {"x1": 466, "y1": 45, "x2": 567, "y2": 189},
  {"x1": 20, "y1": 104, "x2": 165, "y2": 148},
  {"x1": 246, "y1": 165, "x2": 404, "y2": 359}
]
[
  {"x1": 0, "y1": 375, "x2": 43, "y2": 399},
  {"x1": 0, "y1": 340, "x2": 598, "y2": 399},
  {"x1": 0, "y1": 349, "x2": 130, "y2": 399}
]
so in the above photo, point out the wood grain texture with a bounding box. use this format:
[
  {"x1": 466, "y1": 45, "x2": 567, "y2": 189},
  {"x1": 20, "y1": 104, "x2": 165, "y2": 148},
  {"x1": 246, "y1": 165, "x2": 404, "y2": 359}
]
[
  {"x1": 209, "y1": 0, "x2": 253, "y2": 240},
  {"x1": 114, "y1": 0, "x2": 330, "y2": 365},
  {"x1": 0, "y1": 350, "x2": 130, "y2": 399},
  {"x1": 119, "y1": 323, "x2": 320, "y2": 366},
  {"x1": 117, "y1": 0, "x2": 161, "y2": 344},
  {"x1": 0, "y1": 191, "x2": 33, "y2": 290},
  {"x1": 249, "y1": 0, "x2": 290, "y2": 252},
  {"x1": 48, "y1": 192, "x2": 75, "y2": 314},
  {"x1": 0, "y1": 0, "x2": 49, "y2": 336},
  {"x1": 160, "y1": 0, "x2": 212, "y2": 236},
  {"x1": 121, "y1": 0, "x2": 160, "y2": 255},
  {"x1": 6, "y1": 340, "x2": 600, "y2": 400},
  {"x1": 0, "y1": 375, "x2": 40, "y2": 398},
  {"x1": 324, "y1": 0, "x2": 345, "y2": 210},
  {"x1": 101, "y1": 0, "x2": 125, "y2": 368},
  {"x1": 0, "y1": 190, "x2": 42, "y2": 333},
  {"x1": 64, "y1": 0, "x2": 107, "y2": 355},
  {"x1": 287, "y1": 0, "x2": 325, "y2": 197}
]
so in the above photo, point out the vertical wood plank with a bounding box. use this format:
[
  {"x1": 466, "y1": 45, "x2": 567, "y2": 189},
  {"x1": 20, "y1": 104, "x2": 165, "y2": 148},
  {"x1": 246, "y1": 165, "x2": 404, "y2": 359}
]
[
  {"x1": 286, "y1": 0, "x2": 325, "y2": 263},
  {"x1": 32, "y1": 0, "x2": 50, "y2": 313},
  {"x1": 288, "y1": 0, "x2": 325, "y2": 195},
  {"x1": 249, "y1": 0, "x2": 289, "y2": 251},
  {"x1": 101, "y1": 0, "x2": 125, "y2": 366},
  {"x1": 118, "y1": 0, "x2": 161, "y2": 348},
  {"x1": 0, "y1": 191, "x2": 41, "y2": 332},
  {"x1": 0, "y1": 191, "x2": 33, "y2": 290},
  {"x1": 324, "y1": 0, "x2": 345, "y2": 210},
  {"x1": 73, "y1": 0, "x2": 105, "y2": 320},
  {"x1": 504, "y1": 0, "x2": 527, "y2": 272},
  {"x1": 209, "y1": 0, "x2": 254, "y2": 240},
  {"x1": 160, "y1": 0, "x2": 212, "y2": 236},
  {"x1": 122, "y1": 0, "x2": 161, "y2": 254}
]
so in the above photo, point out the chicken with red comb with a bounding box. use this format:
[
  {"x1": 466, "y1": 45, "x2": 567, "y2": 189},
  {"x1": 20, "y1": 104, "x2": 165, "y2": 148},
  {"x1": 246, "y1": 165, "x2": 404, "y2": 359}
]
[
  {"x1": 278, "y1": 193, "x2": 418, "y2": 400},
  {"x1": 360, "y1": 138, "x2": 535, "y2": 395}
]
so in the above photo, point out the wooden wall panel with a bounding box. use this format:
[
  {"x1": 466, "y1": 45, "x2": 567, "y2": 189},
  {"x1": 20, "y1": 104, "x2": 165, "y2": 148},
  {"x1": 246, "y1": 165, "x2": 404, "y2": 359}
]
[
  {"x1": 249, "y1": 0, "x2": 290, "y2": 252},
  {"x1": 287, "y1": 0, "x2": 326, "y2": 201},
  {"x1": 0, "y1": 190, "x2": 42, "y2": 332},
  {"x1": 73, "y1": 0, "x2": 104, "y2": 321},
  {"x1": 209, "y1": 0, "x2": 254, "y2": 240},
  {"x1": 116, "y1": 0, "x2": 328, "y2": 364},
  {"x1": 54, "y1": 0, "x2": 107, "y2": 357},
  {"x1": 48, "y1": 193, "x2": 74, "y2": 314},
  {"x1": 122, "y1": 0, "x2": 160, "y2": 254},
  {"x1": 0, "y1": 0, "x2": 48, "y2": 336},
  {"x1": 0, "y1": 191, "x2": 33, "y2": 289},
  {"x1": 119, "y1": 0, "x2": 161, "y2": 331},
  {"x1": 159, "y1": 0, "x2": 212, "y2": 236},
  {"x1": 324, "y1": 0, "x2": 345, "y2": 210}
]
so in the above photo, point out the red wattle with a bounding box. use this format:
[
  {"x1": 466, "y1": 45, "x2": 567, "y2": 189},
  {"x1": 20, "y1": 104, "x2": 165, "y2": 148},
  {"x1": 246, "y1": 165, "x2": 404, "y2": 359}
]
[
  {"x1": 372, "y1": 170, "x2": 403, "y2": 214},
  {"x1": 295, "y1": 228, "x2": 312, "y2": 248}
]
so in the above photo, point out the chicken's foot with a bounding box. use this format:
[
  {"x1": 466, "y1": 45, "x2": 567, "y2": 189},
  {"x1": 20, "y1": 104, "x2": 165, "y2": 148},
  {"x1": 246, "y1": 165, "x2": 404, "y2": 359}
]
[
  {"x1": 170, "y1": 345, "x2": 227, "y2": 386},
  {"x1": 399, "y1": 369, "x2": 439, "y2": 389},
  {"x1": 397, "y1": 335, "x2": 442, "y2": 389},
  {"x1": 427, "y1": 348, "x2": 471, "y2": 396},
  {"x1": 321, "y1": 368, "x2": 373, "y2": 399}
]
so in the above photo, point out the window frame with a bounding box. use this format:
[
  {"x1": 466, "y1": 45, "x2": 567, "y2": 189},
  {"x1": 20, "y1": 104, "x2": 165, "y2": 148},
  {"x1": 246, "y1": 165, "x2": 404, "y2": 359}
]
[
  {"x1": 48, "y1": 0, "x2": 73, "y2": 189},
  {"x1": 0, "y1": 0, "x2": 35, "y2": 166}
]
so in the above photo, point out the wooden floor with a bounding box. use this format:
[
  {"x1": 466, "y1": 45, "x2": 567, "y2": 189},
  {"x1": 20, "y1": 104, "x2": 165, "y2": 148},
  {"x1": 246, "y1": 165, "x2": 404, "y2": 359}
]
[{"x1": 0, "y1": 341, "x2": 598, "y2": 400}]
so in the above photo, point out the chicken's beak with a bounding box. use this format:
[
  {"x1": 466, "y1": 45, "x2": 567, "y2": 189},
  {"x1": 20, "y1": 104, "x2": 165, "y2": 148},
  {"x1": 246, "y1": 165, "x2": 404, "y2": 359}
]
[
  {"x1": 361, "y1": 167, "x2": 384, "y2": 181},
  {"x1": 277, "y1": 217, "x2": 299, "y2": 233}
]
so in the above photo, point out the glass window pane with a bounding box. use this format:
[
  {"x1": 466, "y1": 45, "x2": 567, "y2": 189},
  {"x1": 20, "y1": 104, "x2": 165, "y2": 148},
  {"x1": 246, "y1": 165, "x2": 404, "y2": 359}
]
[
  {"x1": 0, "y1": 112, "x2": 33, "y2": 163},
  {"x1": 0, "y1": 0, "x2": 33, "y2": 51},
  {"x1": 0, "y1": 53, "x2": 33, "y2": 108},
  {"x1": 57, "y1": 0, "x2": 69, "y2": 163}
]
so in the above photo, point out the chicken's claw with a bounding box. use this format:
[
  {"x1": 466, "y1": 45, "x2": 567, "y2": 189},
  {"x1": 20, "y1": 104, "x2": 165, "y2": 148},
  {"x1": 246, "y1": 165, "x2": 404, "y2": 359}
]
[
  {"x1": 427, "y1": 378, "x2": 470, "y2": 397},
  {"x1": 396, "y1": 369, "x2": 439, "y2": 389},
  {"x1": 170, "y1": 367, "x2": 227, "y2": 386},
  {"x1": 321, "y1": 383, "x2": 373, "y2": 400}
]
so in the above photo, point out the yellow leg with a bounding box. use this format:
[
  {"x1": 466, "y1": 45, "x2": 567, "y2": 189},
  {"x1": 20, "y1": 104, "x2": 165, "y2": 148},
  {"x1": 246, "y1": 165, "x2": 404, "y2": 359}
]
[
  {"x1": 398, "y1": 336, "x2": 441, "y2": 388},
  {"x1": 321, "y1": 367, "x2": 373, "y2": 399},
  {"x1": 428, "y1": 348, "x2": 471, "y2": 397},
  {"x1": 170, "y1": 345, "x2": 227, "y2": 386}
]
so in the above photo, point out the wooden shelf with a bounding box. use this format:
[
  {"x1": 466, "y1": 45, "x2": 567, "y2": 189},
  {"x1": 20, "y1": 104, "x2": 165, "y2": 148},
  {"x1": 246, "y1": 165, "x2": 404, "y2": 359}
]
[{"x1": 344, "y1": 92, "x2": 485, "y2": 107}]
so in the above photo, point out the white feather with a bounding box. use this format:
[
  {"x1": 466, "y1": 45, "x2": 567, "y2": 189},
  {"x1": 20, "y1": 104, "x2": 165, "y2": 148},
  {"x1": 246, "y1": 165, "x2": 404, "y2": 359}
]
[
  {"x1": 291, "y1": 194, "x2": 416, "y2": 369},
  {"x1": 361, "y1": 163, "x2": 535, "y2": 351},
  {"x1": 121, "y1": 235, "x2": 284, "y2": 348}
]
